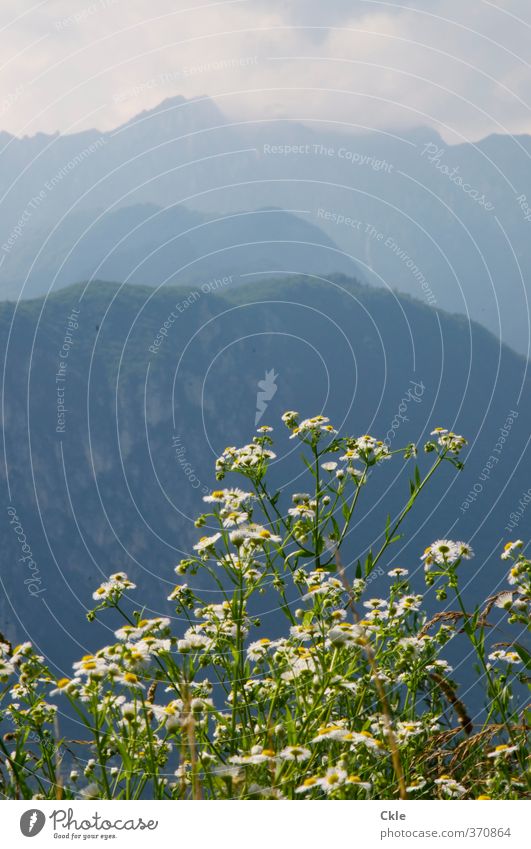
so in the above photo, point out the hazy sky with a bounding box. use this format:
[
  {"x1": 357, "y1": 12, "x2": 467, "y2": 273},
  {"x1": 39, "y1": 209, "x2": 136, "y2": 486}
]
[{"x1": 1, "y1": 0, "x2": 530, "y2": 142}]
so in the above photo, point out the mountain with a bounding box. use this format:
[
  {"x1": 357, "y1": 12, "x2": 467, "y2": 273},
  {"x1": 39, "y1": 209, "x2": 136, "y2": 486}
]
[
  {"x1": 2, "y1": 95, "x2": 531, "y2": 352},
  {"x1": 0, "y1": 276, "x2": 528, "y2": 682},
  {"x1": 0, "y1": 203, "x2": 357, "y2": 299}
]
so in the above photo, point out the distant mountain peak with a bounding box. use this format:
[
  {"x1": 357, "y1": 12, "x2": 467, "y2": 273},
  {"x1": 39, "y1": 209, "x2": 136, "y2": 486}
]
[{"x1": 113, "y1": 94, "x2": 226, "y2": 136}]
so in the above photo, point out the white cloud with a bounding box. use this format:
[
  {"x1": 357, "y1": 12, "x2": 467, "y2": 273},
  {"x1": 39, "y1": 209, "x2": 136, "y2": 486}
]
[{"x1": 0, "y1": 0, "x2": 530, "y2": 141}]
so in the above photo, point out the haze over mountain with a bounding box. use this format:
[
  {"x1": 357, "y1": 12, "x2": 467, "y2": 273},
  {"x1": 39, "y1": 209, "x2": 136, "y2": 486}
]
[
  {"x1": 1, "y1": 96, "x2": 531, "y2": 354},
  {"x1": 0, "y1": 203, "x2": 357, "y2": 299},
  {"x1": 0, "y1": 276, "x2": 528, "y2": 681}
]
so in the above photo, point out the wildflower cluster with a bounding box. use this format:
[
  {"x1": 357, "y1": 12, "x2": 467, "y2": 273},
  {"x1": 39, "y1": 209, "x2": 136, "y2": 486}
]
[{"x1": 0, "y1": 410, "x2": 528, "y2": 801}]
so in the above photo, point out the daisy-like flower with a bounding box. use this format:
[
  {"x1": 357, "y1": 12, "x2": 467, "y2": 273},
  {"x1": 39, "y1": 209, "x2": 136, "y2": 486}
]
[
  {"x1": 80, "y1": 783, "x2": 99, "y2": 800},
  {"x1": 346, "y1": 436, "x2": 390, "y2": 463},
  {"x1": 396, "y1": 721, "x2": 424, "y2": 742},
  {"x1": 388, "y1": 567, "x2": 409, "y2": 578},
  {"x1": 318, "y1": 766, "x2": 347, "y2": 793},
  {"x1": 289, "y1": 415, "x2": 337, "y2": 441},
  {"x1": 494, "y1": 592, "x2": 513, "y2": 610},
  {"x1": 426, "y1": 659, "x2": 453, "y2": 674},
  {"x1": 152, "y1": 701, "x2": 185, "y2": 732},
  {"x1": 398, "y1": 635, "x2": 432, "y2": 655},
  {"x1": 345, "y1": 775, "x2": 372, "y2": 791},
  {"x1": 279, "y1": 746, "x2": 311, "y2": 762},
  {"x1": 120, "y1": 701, "x2": 139, "y2": 722},
  {"x1": 327, "y1": 622, "x2": 364, "y2": 646},
  {"x1": 229, "y1": 524, "x2": 282, "y2": 546},
  {"x1": 115, "y1": 671, "x2": 144, "y2": 689},
  {"x1": 421, "y1": 540, "x2": 474, "y2": 568},
  {"x1": 295, "y1": 776, "x2": 319, "y2": 794},
  {"x1": 167, "y1": 581, "x2": 192, "y2": 603},
  {"x1": 221, "y1": 510, "x2": 249, "y2": 528},
  {"x1": 501, "y1": 540, "x2": 524, "y2": 560},
  {"x1": 72, "y1": 654, "x2": 109, "y2": 678},
  {"x1": 50, "y1": 677, "x2": 79, "y2": 697},
  {"x1": 487, "y1": 744, "x2": 519, "y2": 759},
  {"x1": 203, "y1": 487, "x2": 255, "y2": 505},
  {"x1": 406, "y1": 778, "x2": 427, "y2": 793},
  {"x1": 311, "y1": 723, "x2": 350, "y2": 742},
  {"x1": 193, "y1": 533, "x2": 221, "y2": 556},
  {"x1": 92, "y1": 572, "x2": 136, "y2": 602},
  {"x1": 434, "y1": 775, "x2": 466, "y2": 797},
  {"x1": 288, "y1": 504, "x2": 316, "y2": 520},
  {"x1": 488, "y1": 650, "x2": 521, "y2": 664},
  {"x1": 216, "y1": 443, "x2": 276, "y2": 479},
  {"x1": 292, "y1": 492, "x2": 311, "y2": 504},
  {"x1": 246, "y1": 638, "x2": 272, "y2": 661},
  {"x1": 281, "y1": 653, "x2": 316, "y2": 681},
  {"x1": 0, "y1": 658, "x2": 15, "y2": 680},
  {"x1": 290, "y1": 624, "x2": 319, "y2": 642},
  {"x1": 229, "y1": 746, "x2": 276, "y2": 766},
  {"x1": 348, "y1": 731, "x2": 384, "y2": 752},
  {"x1": 429, "y1": 429, "x2": 467, "y2": 454},
  {"x1": 363, "y1": 598, "x2": 388, "y2": 610},
  {"x1": 301, "y1": 575, "x2": 343, "y2": 601},
  {"x1": 507, "y1": 563, "x2": 527, "y2": 585},
  {"x1": 281, "y1": 411, "x2": 299, "y2": 428},
  {"x1": 322, "y1": 461, "x2": 338, "y2": 472},
  {"x1": 203, "y1": 490, "x2": 227, "y2": 503},
  {"x1": 396, "y1": 594, "x2": 423, "y2": 615}
]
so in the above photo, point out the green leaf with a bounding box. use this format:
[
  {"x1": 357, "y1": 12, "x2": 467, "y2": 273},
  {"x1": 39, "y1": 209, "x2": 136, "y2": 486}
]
[{"x1": 514, "y1": 644, "x2": 531, "y2": 671}]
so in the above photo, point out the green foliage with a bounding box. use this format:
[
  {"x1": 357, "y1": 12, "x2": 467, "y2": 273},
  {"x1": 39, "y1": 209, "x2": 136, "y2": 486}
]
[{"x1": 0, "y1": 412, "x2": 529, "y2": 800}]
